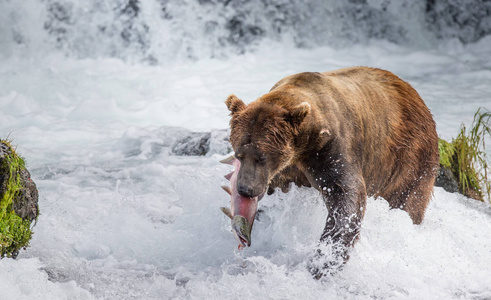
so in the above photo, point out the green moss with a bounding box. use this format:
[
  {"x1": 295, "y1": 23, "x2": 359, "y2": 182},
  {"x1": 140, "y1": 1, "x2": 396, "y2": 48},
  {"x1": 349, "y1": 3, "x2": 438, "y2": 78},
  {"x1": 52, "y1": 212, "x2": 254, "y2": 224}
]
[
  {"x1": 0, "y1": 139, "x2": 33, "y2": 258},
  {"x1": 439, "y1": 108, "x2": 491, "y2": 201}
]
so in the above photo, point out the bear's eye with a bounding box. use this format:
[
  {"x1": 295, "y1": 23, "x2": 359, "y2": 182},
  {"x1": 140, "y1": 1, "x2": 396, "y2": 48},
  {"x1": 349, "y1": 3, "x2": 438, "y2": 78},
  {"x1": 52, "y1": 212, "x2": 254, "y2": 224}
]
[
  {"x1": 255, "y1": 155, "x2": 266, "y2": 165},
  {"x1": 235, "y1": 153, "x2": 244, "y2": 160}
]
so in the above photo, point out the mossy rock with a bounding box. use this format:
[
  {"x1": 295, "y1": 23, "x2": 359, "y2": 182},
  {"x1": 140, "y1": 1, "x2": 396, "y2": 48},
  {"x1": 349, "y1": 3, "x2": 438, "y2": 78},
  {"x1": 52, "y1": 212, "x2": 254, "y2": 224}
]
[{"x1": 0, "y1": 140, "x2": 39, "y2": 258}]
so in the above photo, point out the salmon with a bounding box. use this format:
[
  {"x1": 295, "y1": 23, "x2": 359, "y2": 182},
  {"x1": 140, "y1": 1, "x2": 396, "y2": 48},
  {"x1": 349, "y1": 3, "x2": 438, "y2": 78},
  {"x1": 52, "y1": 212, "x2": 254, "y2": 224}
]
[{"x1": 220, "y1": 155, "x2": 263, "y2": 247}]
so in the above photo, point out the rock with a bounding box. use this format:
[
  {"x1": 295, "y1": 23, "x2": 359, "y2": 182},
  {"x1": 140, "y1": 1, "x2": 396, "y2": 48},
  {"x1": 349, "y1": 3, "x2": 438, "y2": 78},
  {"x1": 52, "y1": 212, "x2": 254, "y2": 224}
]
[
  {"x1": 171, "y1": 129, "x2": 231, "y2": 156},
  {"x1": 12, "y1": 169, "x2": 39, "y2": 222},
  {"x1": 434, "y1": 164, "x2": 483, "y2": 200},
  {"x1": 0, "y1": 140, "x2": 39, "y2": 258},
  {"x1": 172, "y1": 132, "x2": 211, "y2": 156},
  {"x1": 115, "y1": 127, "x2": 232, "y2": 158},
  {"x1": 434, "y1": 164, "x2": 460, "y2": 194}
]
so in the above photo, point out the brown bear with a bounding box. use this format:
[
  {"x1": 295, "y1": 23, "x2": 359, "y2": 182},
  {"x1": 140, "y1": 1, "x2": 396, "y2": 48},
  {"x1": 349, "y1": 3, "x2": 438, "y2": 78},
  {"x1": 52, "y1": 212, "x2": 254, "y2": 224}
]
[{"x1": 225, "y1": 67, "x2": 439, "y2": 277}]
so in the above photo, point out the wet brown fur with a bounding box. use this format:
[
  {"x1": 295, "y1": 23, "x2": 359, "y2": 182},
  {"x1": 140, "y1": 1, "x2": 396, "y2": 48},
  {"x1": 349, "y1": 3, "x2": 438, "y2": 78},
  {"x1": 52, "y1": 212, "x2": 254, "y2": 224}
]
[{"x1": 225, "y1": 67, "x2": 439, "y2": 273}]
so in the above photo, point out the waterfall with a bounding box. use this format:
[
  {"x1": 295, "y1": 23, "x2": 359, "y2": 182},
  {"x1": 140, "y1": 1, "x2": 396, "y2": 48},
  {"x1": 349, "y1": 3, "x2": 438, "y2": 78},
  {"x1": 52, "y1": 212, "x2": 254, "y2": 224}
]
[{"x1": 1, "y1": 0, "x2": 490, "y2": 63}]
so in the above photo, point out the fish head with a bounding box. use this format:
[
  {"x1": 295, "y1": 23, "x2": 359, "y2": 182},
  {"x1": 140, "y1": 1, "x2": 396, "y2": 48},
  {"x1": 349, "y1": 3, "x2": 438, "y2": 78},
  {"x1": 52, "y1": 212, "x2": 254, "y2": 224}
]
[{"x1": 231, "y1": 215, "x2": 252, "y2": 247}]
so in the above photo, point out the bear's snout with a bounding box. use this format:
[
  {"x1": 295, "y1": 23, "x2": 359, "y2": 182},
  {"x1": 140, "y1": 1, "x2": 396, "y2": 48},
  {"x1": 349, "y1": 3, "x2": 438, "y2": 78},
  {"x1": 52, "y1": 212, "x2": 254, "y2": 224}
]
[
  {"x1": 237, "y1": 183, "x2": 257, "y2": 198},
  {"x1": 236, "y1": 159, "x2": 268, "y2": 198}
]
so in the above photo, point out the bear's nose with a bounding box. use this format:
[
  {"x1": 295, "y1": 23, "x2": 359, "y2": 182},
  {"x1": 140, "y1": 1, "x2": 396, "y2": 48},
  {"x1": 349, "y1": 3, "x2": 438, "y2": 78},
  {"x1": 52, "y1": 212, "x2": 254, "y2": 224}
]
[{"x1": 237, "y1": 184, "x2": 255, "y2": 198}]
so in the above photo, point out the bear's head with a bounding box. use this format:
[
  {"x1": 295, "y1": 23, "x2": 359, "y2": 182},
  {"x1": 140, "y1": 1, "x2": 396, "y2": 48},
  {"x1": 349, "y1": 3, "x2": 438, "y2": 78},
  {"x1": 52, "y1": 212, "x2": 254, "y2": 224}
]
[{"x1": 225, "y1": 94, "x2": 310, "y2": 198}]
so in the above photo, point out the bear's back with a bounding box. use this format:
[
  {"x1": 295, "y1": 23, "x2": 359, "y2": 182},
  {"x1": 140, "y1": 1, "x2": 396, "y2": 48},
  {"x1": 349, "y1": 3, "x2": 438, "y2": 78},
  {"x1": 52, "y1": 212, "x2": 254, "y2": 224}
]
[{"x1": 269, "y1": 67, "x2": 438, "y2": 198}]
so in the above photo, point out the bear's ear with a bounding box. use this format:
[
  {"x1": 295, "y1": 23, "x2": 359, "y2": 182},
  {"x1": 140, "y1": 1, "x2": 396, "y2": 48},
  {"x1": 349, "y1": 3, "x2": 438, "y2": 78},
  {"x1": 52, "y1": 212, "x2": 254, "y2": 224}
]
[
  {"x1": 225, "y1": 94, "x2": 246, "y2": 116},
  {"x1": 286, "y1": 102, "x2": 311, "y2": 127}
]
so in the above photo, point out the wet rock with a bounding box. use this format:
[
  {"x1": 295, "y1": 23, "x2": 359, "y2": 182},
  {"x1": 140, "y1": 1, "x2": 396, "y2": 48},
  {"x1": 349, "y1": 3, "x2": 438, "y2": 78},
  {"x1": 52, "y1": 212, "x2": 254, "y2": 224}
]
[
  {"x1": 172, "y1": 132, "x2": 211, "y2": 156},
  {"x1": 434, "y1": 164, "x2": 460, "y2": 193},
  {"x1": 115, "y1": 127, "x2": 232, "y2": 158},
  {"x1": 12, "y1": 169, "x2": 39, "y2": 222},
  {"x1": 434, "y1": 164, "x2": 484, "y2": 200},
  {"x1": 171, "y1": 129, "x2": 231, "y2": 156}
]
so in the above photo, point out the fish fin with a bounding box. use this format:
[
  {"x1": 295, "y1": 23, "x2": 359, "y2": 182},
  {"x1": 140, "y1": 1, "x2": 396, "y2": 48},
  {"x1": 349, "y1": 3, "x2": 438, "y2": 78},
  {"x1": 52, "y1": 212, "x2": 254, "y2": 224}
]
[
  {"x1": 220, "y1": 155, "x2": 234, "y2": 165},
  {"x1": 221, "y1": 185, "x2": 232, "y2": 195},
  {"x1": 224, "y1": 172, "x2": 233, "y2": 181},
  {"x1": 220, "y1": 207, "x2": 233, "y2": 219}
]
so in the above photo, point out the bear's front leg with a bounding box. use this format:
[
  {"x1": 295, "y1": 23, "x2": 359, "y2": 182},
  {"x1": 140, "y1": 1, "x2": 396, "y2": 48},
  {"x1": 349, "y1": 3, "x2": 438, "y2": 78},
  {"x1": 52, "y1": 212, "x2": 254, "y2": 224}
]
[{"x1": 307, "y1": 168, "x2": 367, "y2": 278}]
